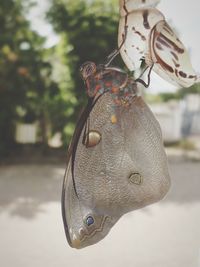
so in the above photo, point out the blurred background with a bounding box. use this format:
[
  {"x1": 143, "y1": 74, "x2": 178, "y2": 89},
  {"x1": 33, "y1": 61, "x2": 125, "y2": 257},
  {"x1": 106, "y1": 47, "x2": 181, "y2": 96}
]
[{"x1": 0, "y1": 0, "x2": 200, "y2": 266}]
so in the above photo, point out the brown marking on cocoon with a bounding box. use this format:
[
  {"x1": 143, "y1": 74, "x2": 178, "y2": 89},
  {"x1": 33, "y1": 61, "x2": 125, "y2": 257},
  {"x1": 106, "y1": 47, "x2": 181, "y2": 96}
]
[
  {"x1": 132, "y1": 27, "x2": 146, "y2": 41},
  {"x1": 155, "y1": 42, "x2": 163, "y2": 50},
  {"x1": 175, "y1": 69, "x2": 179, "y2": 77},
  {"x1": 172, "y1": 60, "x2": 180, "y2": 68},
  {"x1": 160, "y1": 33, "x2": 184, "y2": 54},
  {"x1": 171, "y1": 51, "x2": 179, "y2": 61},
  {"x1": 179, "y1": 71, "x2": 187, "y2": 78},
  {"x1": 163, "y1": 25, "x2": 174, "y2": 36},
  {"x1": 157, "y1": 36, "x2": 171, "y2": 49},
  {"x1": 123, "y1": 0, "x2": 129, "y2": 14},
  {"x1": 143, "y1": 10, "x2": 150, "y2": 30},
  {"x1": 151, "y1": 26, "x2": 174, "y2": 74},
  {"x1": 188, "y1": 75, "x2": 196, "y2": 79},
  {"x1": 154, "y1": 52, "x2": 174, "y2": 73},
  {"x1": 133, "y1": 96, "x2": 146, "y2": 108},
  {"x1": 160, "y1": 60, "x2": 174, "y2": 73}
]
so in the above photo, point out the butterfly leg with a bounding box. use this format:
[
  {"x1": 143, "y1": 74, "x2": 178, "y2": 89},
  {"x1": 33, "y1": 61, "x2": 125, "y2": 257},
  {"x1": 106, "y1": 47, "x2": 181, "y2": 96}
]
[
  {"x1": 135, "y1": 64, "x2": 154, "y2": 88},
  {"x1": 104, "y1": 25, "x2": 128, "y2": 67}
]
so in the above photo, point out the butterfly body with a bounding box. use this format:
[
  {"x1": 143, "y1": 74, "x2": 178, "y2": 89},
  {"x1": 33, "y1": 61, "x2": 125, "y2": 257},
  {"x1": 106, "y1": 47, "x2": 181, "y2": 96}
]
[
  {"x1": 118, "y1": 0, "x2": 199, "y2": 87},
  {"x1": 62, "y1": 62, "x2": 171, "y2": 249}
]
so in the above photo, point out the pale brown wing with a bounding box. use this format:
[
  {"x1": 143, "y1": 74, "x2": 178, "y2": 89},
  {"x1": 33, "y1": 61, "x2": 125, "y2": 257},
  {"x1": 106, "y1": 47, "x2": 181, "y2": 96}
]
[
  {"x1": 62, "y1": 95, "x2": 120, "y2": 249},
  {"x1": 62, "y1": 157, "x2": 119, "y2": 249},
  {"x1": 62, "y1": 91, "x2": 171, "y2": 249}
]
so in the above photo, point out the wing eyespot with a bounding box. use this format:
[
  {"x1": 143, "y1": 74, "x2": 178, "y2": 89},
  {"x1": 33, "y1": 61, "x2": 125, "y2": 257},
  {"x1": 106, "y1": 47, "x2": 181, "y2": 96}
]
[
  {"x1": 85, "y1": 215, "x2": 95, "y2": 227},
  {"x1": 128, "y1": 172, "x2": 143, "y2": 185},
  {"x1": 83, "y1": 130, "x2": 101, "y2": 148}
]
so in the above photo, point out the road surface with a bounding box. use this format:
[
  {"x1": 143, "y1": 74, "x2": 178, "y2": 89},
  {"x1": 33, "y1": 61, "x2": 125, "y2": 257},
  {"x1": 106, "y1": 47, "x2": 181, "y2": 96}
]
[{"x1": 0, "y1": 155, "x2": 200, "y2": 267}]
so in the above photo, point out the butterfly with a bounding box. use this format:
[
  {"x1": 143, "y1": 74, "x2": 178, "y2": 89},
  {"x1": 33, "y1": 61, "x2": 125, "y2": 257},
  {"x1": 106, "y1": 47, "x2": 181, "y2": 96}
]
[
  {"x1": 117, "y1": 0, "x2": 200, "y2": 88},
  {"x1": 61, "y1": 61, "x2": 171, "y2": 249}
]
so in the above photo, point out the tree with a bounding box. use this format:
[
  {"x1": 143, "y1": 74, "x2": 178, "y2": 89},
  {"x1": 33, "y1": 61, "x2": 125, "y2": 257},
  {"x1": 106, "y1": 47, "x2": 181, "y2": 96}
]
[
  {"x1": 0, "y1": 0, "x2": 58, "y2": 155},
  {"x1": 47, "y1": 0, "x2": 122, "y2": 144}
]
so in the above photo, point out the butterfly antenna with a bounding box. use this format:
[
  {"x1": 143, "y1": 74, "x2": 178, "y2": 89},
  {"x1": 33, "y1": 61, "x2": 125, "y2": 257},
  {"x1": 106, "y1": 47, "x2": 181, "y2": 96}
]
[{"x1": 104, "y1": 26, "x2": 128, "y2": 67}]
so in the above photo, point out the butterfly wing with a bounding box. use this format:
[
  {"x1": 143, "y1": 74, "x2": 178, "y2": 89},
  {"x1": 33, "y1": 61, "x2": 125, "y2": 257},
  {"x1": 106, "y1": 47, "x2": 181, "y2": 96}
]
[
  {"x1": 150, "y1": 20, "x2": 199, "y2": 87},
  {"x1": 62, "y1": 70, "x2": 171, "y2": 249},
  {"x1": 62, "y1": 94, "x2": 171, "y2": 248},
  {"x1": 62, "y1": 97, "x2": 120, "y2": 249},
  {"x1": 62, "y1": 154, "x2": 119, "y2": 249}
]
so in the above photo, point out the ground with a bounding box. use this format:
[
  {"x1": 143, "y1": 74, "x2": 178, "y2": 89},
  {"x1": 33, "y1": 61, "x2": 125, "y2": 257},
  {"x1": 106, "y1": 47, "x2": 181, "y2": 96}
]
[{"x1": 0, "y1": 152, "x2": 200, "y2": 267}]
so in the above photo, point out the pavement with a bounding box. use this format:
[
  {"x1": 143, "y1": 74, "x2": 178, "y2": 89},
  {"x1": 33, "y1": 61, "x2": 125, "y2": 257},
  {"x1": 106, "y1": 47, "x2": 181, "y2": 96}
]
[{"x1": 0, "y1": 153, "x2": 200, "y2": 267}]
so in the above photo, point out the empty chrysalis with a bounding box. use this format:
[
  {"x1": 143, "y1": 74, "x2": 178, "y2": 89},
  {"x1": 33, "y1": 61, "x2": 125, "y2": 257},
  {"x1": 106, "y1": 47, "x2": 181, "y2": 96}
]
[{"x1": 117, "y1": 0, "x2": 200, "y2": 87}]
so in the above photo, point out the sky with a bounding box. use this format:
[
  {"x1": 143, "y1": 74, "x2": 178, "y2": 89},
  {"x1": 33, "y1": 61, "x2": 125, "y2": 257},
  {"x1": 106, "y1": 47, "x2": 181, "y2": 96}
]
[{"x1": 28, "y1": 0, "x2": 200, "y2": 94}]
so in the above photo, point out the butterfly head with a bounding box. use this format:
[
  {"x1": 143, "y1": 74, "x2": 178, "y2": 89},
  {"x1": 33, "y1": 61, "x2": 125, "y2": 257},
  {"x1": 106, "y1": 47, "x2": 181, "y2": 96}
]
[
  {"x1": 80, "y1": 61, "x2": 129, "y2": 98},
  {"x1": 80, "y1": 61, "x2": 97, "y2": 81}
]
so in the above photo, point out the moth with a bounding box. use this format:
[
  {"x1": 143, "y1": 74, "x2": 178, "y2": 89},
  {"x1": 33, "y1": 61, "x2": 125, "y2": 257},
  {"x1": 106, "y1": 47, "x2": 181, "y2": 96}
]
[
  {"x1": 62, "y1": 62, "x2": 171, "y2": 249},
  {"x1": 117, "y1": 0, "x2": 200, "y2": 88}
]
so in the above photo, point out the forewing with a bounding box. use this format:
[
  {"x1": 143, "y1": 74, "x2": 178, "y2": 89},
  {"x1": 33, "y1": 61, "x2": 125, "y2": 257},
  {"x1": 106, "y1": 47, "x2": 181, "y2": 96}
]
[
  {"x1": 150, "y1": 20, "x2": 198, "y2": 87},
  {"x1": 62, "y1": 96, "x2": 120, "y2": 249},
  {"x1": 62, "y1": 156, "x2": 119, "y2": 249}
]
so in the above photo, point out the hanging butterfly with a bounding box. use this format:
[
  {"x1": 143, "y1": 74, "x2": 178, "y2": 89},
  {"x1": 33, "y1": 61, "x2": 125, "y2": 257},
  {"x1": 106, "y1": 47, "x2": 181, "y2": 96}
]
[
  {"x1": 111, "y1": 0, "x2": 200, "y2": 88},
  {"x1": 62, "y1": 61, "x2": 171, "y2": 249}
]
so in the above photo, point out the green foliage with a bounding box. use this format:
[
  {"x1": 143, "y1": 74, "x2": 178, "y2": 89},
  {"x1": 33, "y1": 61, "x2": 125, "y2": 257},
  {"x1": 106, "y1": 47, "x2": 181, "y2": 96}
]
[
  {"x1": 178, "y1": 83, "x2": 200, "y2": 98},
  {"x1": 47, "y1": 0, "x2": 122, "y2": 145},
  {"x1": 0, "y1": 0, "x2": 122, "y2": 155},
  {"x1": 47, "y1": 0, "x2": 120, "y2": 97},
  {"x1": 0, "y1": 0, "x2": 58, "y2": 155},
  {"x1": 158, "y1": 92, "x2": 180, "y2": 102},
  {"x1": 147, "y1": 83, "x2": 200, "y2": 104}
]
